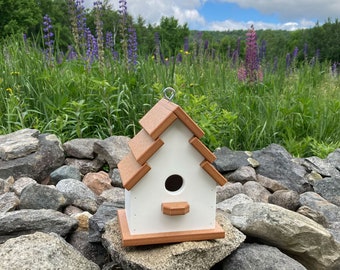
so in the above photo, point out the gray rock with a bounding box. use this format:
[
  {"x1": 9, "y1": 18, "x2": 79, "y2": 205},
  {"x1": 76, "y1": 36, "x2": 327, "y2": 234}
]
[
  {"x1": 216, "y1": 182, "x2": 243, "y2": 203},
  {"x1": 231, "y1": 202, "x2": 340, "y2": 270},
  {"x1": 20, "y1": 183, "x2": 68, "y2": 210},
  {"x1": 256, "y1": 174, "x2": 288, "y2": 192},
  {"x1": 313, "y1": 177, "x2": 340, "y2": 206},
  {"x1": 0, "y1": 133, "x2": 65, "y2": 182},
  {"x1": 68, "y1": 231, "x2": 110, "y2": 268},
  {"x1": 97, "y1": 187, "x2": 125, "y2": 208},
  {"x1": 0, "y1": 176, "x2": 14, "y2": 194},
  {"x1": 252, "y1": 144, "x2": 311, "y2": 193},
  {"x1": 243, "y1": 181, "x2": 271, "y2": 202},
  {"x1": 50, "y1": 165, "x2": 82, "y2": 185},
  {"x1": 65, "y1": 157, "x2": 105, "y2": 175},
  {"x1": 0, "y1": 232, "x2": 99, "y2": 270},
  {"x1": 302, "y1": 156, "x2": 340, "y2": 178},
  {"x1": 268, "y1": 190, "x2": 300, "y2": 210},
  {"x1": 10, "y1": 176, "x2": 36, "y2": 196},
  {"x1": 220, "y1": 243, "x2": 307, "y2": 270},
  {"x1": 0, "y1": 192, "x2": 19, "y2": 213},
  {"x1": 93, "y1": 136, "x2": 130, "y2": 171},
  {"x1": 326, "y1": 149, "x2": 340, "y2": 170},
  {"x1": 56, "y1": 179, "x2": 98, "y2": 213},
  {"x1": 0, "y1": 128, "x2": 39, "y2": 160},
  {"x1": 0, "y1": 209, "x2": 78, "y2": 243},
  {"x1": 63, "y1": 138, "x2": 101, "y2": 159},
  {"x1": 110, "y1": 168, "x2": 123, "y2": 188},
  {"x1": 102, "y1": 213, "x2": 245, "y2": 270},
  {"x1": 299, "y1": 191, "x2": 340, "y2": 242},
  {"x1": 89, "y1": 202, "x2": 118, "y2": 243},
  {"x1": 217, "y1": 193, "x2": 253, "y2": 213},
  {"x1": 227, "y1": 166, "x2": 257, "y2": 183},
  {"x1": 213, "y1": 147, "x2": 257, "y2": 172},
  {"x1": 297, "y1": 205, "x2": 328, "y2": 227}
]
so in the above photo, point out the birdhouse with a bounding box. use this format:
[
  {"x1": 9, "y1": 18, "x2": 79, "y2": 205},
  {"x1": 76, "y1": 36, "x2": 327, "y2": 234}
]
[{"x1": 117, "y1": 93, "x2": 227, "y2": 246}]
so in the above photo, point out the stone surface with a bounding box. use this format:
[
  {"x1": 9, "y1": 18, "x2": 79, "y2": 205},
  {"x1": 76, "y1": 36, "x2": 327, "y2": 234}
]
[
  {"x1": 93, "y1": 136, "x2": 130, "y2": 171},
  {"x1": 227, "y1": 166, "x2": 257, "y2": 183},
  {"x1": 20, "y1": 183, "x2": 68, "y2": 210},
  {"x1": 0, "y1": 133, "x2": 65, "y2": 182},
  {"x1": 50, "y1": 165, "x2": 82, "y2": 185},
  {"x1": 297, "y1": 205, "x2": 328, "y2": 227},
  {"x1": 302, "y1": 156, "x2": 340, "y2": 178},
  {"x1": 268, "y1": 190, "x2": 300, "y2": 210},
  {"x1": 216, "y1": 182, "x2": 243, "y2": 203},
  {"x1": 71, "y1": 211, "x2": 93, "y2": 231},
  {"x1": 256, "y1": 174, "x2": 288, "y2": 192},
  {"x1": 56, "y1": 178, "x2": 98, "y2": 213},
  {"x1": 97, "y1": 187, "x2": 125, "y2": 208},
  {"x1": 83, "y1": 171, "x2": 113, "y2": 195},
  {"x1": 63, "y1": 138, "x2": 101, "y2": 159},
  {"x1": 313, "y1": 177, "x2": 340, "y2": 206},
  {"x1": 89, "y1": 202, "x2": 119, "y2": 243},
  {"x1": 243, "y1": 181, "x2": 271, "y2": 202},
  {"x1": 110, "y1": 168, "x2": 123, "y2": 188},
  {"x1": 230, "y1": 202, "x2": 340, "y2": 270},
  {"x1": 326, "y1": 148, "x2": 340, "y2": 170},
  {"x1": 65, "y1": 157, "x2": 105, "y2": 175},
  {"x1": 252, "y1": 144, "x2": 311, "y2": 193},
  {"x1": 0, "y1": 192, "x2": 19, "y2": 213},
  {"x1": 0, "y1": 128, "x2": 39, "y2": 160},
  {"x1": 220, "y1": 243, "x2": 307, "y2": 270},
  {"x1": 102, "y1": 213, "x2": 246, "y2": 270},
  {"x1": 10, "y1": 176, "x2": 36, "y2": 196},
  {"x1": 213, "y1": 147, "x2": 257, "y2": 172},
  {"x1": 216, "y1": 193, "x2": 253, "y2": 213},
  {"x1": 0, "y1": 232, "x2": 100, "y2": 270},
  {"x1": 68, "y1": 231, "x2": 110, "y2": 268},
  {"x1": 0, "y1": 209, "x2": 78, "y2": 243},
  {"x1": 0, "y1": 176, "x2": 14, "y2": 194}
]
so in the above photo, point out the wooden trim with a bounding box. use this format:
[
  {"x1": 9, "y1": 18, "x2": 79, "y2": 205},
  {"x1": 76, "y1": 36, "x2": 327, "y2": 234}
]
[
  {"x1": 200, "y1": 160, "x2": 227, "y2": 186},
  {"x1": 162, "y1": 202, "x2": 190, "y2": 216},
  {"x1": 129, "y1": 129, "x2": 164, "y2": 165},
  {"x1": 189, "y1": 136, "x2": 216, "y2": 163},
  {"x1": 117, "y1": 209, "x2": 225, "y2": 247},
  {"x1": 117, "y1": 152, "x2": 151, "y2": 190}
]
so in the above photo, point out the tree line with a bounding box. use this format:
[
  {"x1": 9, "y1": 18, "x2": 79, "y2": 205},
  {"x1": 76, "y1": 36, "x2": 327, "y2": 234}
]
[{"x1": 0, "y1": 0, "x2": 339, "y2": 63}]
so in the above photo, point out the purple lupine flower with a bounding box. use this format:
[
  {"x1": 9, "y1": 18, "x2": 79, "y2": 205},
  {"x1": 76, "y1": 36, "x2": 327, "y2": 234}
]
[
  {"x1": 231, "y1": 49, "x2": 238, "y2": 67},
  {"x1": 272, "y1": 56, "x2": 278, "y2": 73},
  {"x1": 105, "y1": 31, "x2": 117, "y2": 59},
  {"x1": 94, "y1": 1, "x2": 104, "y2": 69},
  {"x1": 242, "y1": 25, "x2": 261, "y2": 83},
  {"x1": 286, "y1": 53, "x2": 291, "y2": 74},
  {"x1": 203, "y1": 40, "x2": 209, "y2": 52},
  {"x1": 183, "y1": 37, "x2": 189, "y2": 53},
  {"x1": 67, "y1": 45, "x2": 77, "y2": 60},
  {"x1": 43, "y1": 14, "x2": 54, "y2": 63},
  {"x1": 292, "y1": 46, "x2": 299, "y2": 60},
  {"x1": 127, "y1": 26, "x2": 138, "y2": 68}
]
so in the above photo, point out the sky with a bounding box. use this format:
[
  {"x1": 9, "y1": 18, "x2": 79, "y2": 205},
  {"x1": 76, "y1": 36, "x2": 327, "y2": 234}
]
[{"x1": 84, "y1": 0, "x2": 340, "y2": 31}]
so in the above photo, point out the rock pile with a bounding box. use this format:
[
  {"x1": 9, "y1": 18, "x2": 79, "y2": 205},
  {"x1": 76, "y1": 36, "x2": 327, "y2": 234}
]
[{"x1": 0, "y1": 129, "x2": 339, "y2": 269}]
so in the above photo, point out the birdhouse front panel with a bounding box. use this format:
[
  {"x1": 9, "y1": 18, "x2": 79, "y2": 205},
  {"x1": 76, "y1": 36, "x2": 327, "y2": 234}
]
[{"x1": 124, "y1": 119, "x2": 217, "y2": 235}]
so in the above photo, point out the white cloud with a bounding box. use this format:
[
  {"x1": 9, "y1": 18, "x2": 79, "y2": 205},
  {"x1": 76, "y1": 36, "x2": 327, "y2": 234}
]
[
  {"x1": 83, "y1": 0, "x2": 336, "y2": 30},
  {"x1": 216, "y1": 0, "x2": 340, "y2": 22}
]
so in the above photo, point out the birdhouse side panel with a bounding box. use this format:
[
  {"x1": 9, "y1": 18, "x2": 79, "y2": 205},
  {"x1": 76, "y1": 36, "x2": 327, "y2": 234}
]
[{"x1": 125, "y1": 120, "x2": 218, "y2": 235}]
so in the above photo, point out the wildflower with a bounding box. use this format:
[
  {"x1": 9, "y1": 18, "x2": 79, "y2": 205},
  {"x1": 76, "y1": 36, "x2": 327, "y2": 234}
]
[
  {"x1": 10, "y1": 71, "x2": 20, "y2": 76},
  {"x1": 94, "y1": 1, "x2": 104, "y2": 69},
  {"x1": 6, "y1": 88, "x2": 13, "y2": 94},
  {"x1": 292, "y1": 47, "x2": 298, "y2": 60},
  {"x1": 183, "y1": 37, "x2": 189, "y2": 53},
  {"x1": 303, "y1": 43, "x2": 308, "y2": 60},
  {"x1": 43, "y1": 14, "x2": 54, "y2": 63},
  {"x1": 286, "y1": 53, "x2": 291, "y2": 71},
  {"x1": 127, "y1": 26, "x2": 138, "y2": 68},
  {"x1": 259, "y1": 40, "x2": 266, "y2": 62}
]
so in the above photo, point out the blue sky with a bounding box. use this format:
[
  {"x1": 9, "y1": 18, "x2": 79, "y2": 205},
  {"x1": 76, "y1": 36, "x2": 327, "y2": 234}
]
[{"x1": 84, "y1": 0, "x2": 340, "y2": 31}]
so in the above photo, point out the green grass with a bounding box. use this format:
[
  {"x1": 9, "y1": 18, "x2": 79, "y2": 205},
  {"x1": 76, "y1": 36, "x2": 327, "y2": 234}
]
[{"x1": 1, "y1": 36, "x2": 339, "y2": 158}]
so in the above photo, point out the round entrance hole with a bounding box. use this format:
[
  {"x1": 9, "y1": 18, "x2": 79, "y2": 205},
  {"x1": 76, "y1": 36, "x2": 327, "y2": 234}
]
[{"x1": 165, "y1": 174, "x2": 183, "y2": 192}]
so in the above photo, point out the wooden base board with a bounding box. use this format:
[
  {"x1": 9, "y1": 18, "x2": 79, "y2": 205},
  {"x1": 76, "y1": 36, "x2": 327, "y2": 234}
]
[{"x1": 117, "y1": 209, "x2": 225, "y2": 247}]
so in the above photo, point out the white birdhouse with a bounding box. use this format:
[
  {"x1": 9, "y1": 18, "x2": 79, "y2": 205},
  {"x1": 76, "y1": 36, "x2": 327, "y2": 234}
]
[{"x1": 117, "y1": 95, "x2": 227, "y2": 246}]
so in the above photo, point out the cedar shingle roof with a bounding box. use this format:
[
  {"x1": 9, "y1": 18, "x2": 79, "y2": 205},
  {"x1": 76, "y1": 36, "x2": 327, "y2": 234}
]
[{"x1": 118, "y1": 98, "x2": 227, "y2": 190}]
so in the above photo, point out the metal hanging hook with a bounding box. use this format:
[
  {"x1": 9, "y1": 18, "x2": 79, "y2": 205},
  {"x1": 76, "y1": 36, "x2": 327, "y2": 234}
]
[{"x1": 163, "y1": 87, "x2": 176, "y2": 101}]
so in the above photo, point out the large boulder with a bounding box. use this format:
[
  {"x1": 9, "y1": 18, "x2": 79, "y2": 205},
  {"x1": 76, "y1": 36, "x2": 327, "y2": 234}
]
[
  {"x1": 0, "y1": 129, "x2": 64, "y2": 182},
  {"x1": 220, "y1": 243, "x2": 307, "y2": 270},
  {"x1": 230, "y1": 202, "x2": 340, "y2": 270},
  {"x1": 0, "y1": 209, "x2": 78, "y2": 243},
  {"x1": 0, "y1": 232, "x2": 99, "y2": 270},
  {"x1": 102, "y1": 213, "x2": 245, "y2": 270}
]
